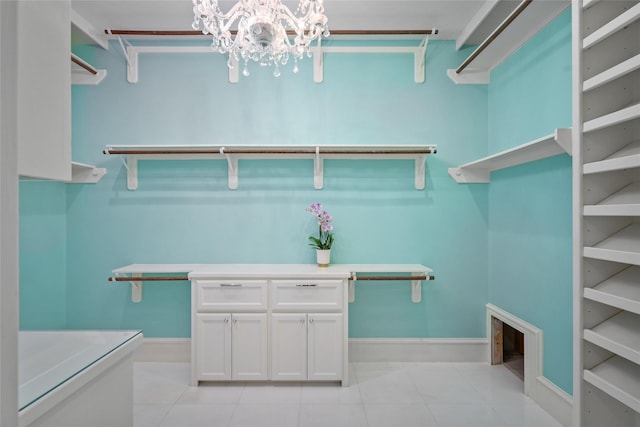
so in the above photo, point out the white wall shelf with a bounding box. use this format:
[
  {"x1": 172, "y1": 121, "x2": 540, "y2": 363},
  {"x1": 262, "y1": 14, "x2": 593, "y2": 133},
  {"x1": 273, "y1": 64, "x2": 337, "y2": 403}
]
[
  {"x1": 448, "y1": 128, "x2": 571, "y2": 183},
  {"x1": 69, "y1": 162, "x2": 106, "y2": 184},
  {"x1": 109, "y1": 263, "x2": 434, "y2": 303},
  {"x1": 582, "y1": 2, "x2": 640, "y2": 50},
  {"x1": 583, "y1": 224, "x2": 640, "y2": 265},
  {"x1": 103, "y1": 144, "x2": 436, "y2": 191},
  {"x1": 584, "y1": 311, "x2": 640, "y2": 365},
  {"x1": 584, "y1": 356, "x2": 640, "y2": 414},
  {"x1": 584, "y1": 267, "x2": 640, "y2": 315},
  {"x1": 583, "y1": 103, "x2": 640, "y2": 133},
  {"x1": 583, "y1": 183, "x2": 640, "y2": 216},
  {"x1": 447, "y1": 0, "x2": 569, "y2": 84},
  {"x1": 71, "y1": 53, "x2": 106, "y2": 85},
  {"x1": 583, "y1": 140, "x2": 640, "y2": 174}
]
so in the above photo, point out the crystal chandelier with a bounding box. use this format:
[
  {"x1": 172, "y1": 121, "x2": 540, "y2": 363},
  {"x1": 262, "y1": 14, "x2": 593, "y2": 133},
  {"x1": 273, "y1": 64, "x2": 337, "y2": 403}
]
[{"x1": 192, "y1": 0, "x2": 330, "y2": 77}]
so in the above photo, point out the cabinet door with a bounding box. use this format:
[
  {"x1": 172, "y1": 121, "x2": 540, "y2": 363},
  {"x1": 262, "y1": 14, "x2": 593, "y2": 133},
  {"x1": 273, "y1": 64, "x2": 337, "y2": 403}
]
[
  {"x1": 308, "y1": 313, "x2": 343, "y2": 381},
  {"x1": 270, "y1": 313, "x2": 307, "y2": 380},
  {"x1": 195, "y1": 314, "x2": 231, "y2": 380},
  {"x1": 17, "y1": 0, "x2": 71, "y2": 180},
  {"x1": 231, "y1": 313, "x2": 267, "y2": 380}
]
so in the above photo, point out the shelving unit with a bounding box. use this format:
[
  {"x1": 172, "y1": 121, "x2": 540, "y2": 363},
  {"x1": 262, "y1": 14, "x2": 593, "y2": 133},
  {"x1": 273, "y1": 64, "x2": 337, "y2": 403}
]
[
  {"x1": 448, "y1": 128, "x2": 571, "y2": 183},
  {"x1": 103, "y1": 144, "x2": 437, "y2": 190},
  {"x1": 447, "y1": 0, "x2": 569, "y2": 84},
  {"x1": 573, "y1": 1, "x2": 640, "y2": 425}
]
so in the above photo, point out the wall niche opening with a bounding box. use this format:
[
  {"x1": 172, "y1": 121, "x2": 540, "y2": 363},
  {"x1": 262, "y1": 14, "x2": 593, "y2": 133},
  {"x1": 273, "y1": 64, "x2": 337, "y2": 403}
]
[{"x1": 491, "y1": 316, "x2": 525, "y2": 381}]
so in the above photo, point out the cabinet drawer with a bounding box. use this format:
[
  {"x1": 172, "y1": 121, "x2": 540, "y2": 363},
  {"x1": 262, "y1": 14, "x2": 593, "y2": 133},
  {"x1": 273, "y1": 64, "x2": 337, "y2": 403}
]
[
  {"x1": 270, "y1": 280, "x2": 343, "y2": 312},
  {"x1": 195, "y1": 280, "x2": 268, "y2": 312}
]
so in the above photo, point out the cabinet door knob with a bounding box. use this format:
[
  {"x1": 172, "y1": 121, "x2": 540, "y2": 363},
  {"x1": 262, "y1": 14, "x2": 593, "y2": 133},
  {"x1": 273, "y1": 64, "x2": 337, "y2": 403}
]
[
  {"x1": 233, "y1": 318, "x2": 238, "y2": 324},
  {"x1": 300, "y1": 318, "x2": 306, "y2": 324},
  {"x1": 224, "y1": 318, "x2": 229, "y2": 323},
  {"x1": 309, "y1": 318, "x2": 314, "y2": 324}
]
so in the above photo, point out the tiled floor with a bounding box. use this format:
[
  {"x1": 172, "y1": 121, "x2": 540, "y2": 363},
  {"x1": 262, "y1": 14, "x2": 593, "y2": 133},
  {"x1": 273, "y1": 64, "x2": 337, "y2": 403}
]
[{"x1": 134, "y1": 362, "x2": 563, "y2": 427}]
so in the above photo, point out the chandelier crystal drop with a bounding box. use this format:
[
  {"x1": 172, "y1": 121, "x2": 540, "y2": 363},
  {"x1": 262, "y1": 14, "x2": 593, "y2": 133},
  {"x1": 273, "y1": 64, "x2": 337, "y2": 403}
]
[{"x1": 192, "y1": 0, "x2": 330, "y2": 77}]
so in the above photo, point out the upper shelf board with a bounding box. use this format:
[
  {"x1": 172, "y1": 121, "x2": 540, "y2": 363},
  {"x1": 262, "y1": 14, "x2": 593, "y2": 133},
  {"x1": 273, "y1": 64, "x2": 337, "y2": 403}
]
[
  {"x1": 447, "y1": 0, "x2": 570, "y2": 84},
  {"x1": 448, "y1": 128, "x2": 571, "y2": 183},
  {"x1": 104, "y1": 144, "x2": 437, "y2": 191},
  {"x1": 71, "y1": 53, "x2": 107, "y2": 85}
]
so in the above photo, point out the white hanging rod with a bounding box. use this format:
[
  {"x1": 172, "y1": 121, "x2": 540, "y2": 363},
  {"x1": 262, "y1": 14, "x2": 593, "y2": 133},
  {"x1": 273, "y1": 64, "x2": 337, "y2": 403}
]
[{"x1": 455, "y1": 0, "x2": 532, "y2": 74}]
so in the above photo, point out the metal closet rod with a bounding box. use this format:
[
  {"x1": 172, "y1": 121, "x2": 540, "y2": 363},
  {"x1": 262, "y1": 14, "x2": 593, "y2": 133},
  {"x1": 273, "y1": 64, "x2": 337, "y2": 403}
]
[
  {"x1": 71, "y1": 55, "x2": 98, "y2": 75},
  {"x1": 456, "y1": 0, "x2": 532, "y2": 74},
  {"x1": 107, "y1": 275, "x2": 435, "y2": 281},
  {"x1": 103, "y1": 148, "x2": 436, "y2": 155},
  {"x1": 108, "y1": 276, "x2": 189, "y2": 282},
  {"x1": 351, "y1": 275, "x2": 435, "y2": 281},
  {"x1": 105, "y1": 29, "x2": 439, "y2": 36}
]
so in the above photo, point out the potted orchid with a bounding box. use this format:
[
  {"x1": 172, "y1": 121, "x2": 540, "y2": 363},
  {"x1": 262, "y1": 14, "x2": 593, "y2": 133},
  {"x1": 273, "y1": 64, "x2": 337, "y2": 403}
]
[{"x1": 306, "y1": 203, "x2": 334, "y2": 267}]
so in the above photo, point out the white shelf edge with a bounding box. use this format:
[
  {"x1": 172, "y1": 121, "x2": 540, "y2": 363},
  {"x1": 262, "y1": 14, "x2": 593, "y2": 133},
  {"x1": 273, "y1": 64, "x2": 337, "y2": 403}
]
[
  {"x1": 448, "y1": 128, "x2": 571, "y2": 183},
  {"x1": 583, "y1": 103, "x2": 640, "y2": 133},
  {"x1": 454, "y1": 0, "x2": 501, "y2": 50},
  {"x1": 584, "y1": 311, "x2": 640, "y2": 365},
  {"x1": 583, "y1": 140, "x2": 640, "y2": 174},
  {"x1": 583, "y1": 224, "x2": 640, "y2": 265},
  {"x1": 584, "y1": 267, "x2": 640, "y2": 315},
  {"x1": 583, "y1": 53, "x2": 640, "y2": 92},
  {"x1": 583, "y1": 183, "x2": 640, "y2": 216},
  {"x1": 583, "y1": 3, "x2": 640, "y2": 50},
  {"x1": 71, "y1": 53, "x2": 107, "y2": 85},
  {"x1": 448, "y1": 0, "x2": 569, "y2": 85},
  {"x1": 71, "y1": 8, "x2": 109, "y2": 49},
  {"x1": 69, "y1": 162, "x2": 106, "y2": 184},
  {"x1": 584, "y1": 356, "x2": 640, "y2": 413},
  {"x1": 103, "y1": 144, "x2": 436, "y2": 191}
]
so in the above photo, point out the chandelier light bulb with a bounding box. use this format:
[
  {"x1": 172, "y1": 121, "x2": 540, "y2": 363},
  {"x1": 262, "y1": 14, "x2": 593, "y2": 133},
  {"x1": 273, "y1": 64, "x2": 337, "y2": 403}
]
[{"x1": 192, "y1": 0, "x2": 329, "y2": 77}]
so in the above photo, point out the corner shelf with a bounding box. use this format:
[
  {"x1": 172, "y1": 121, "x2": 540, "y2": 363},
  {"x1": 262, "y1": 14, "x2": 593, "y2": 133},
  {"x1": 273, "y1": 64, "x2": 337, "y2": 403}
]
[
  {"x1": 69, "y1": 162, "x2": 106, "y2": 184},
  {"x1": 71, "y1": 53, "x2": 106, "y2": 85},
  {"x1": 447, "y1": 0, "x2": 569, "y2": 84},
  {"x1": 103, "y1": 144, "x2": 437, "y2": 190},
  {"x1": 448, "y1": 128, "x2": 571, "y2": 183}
]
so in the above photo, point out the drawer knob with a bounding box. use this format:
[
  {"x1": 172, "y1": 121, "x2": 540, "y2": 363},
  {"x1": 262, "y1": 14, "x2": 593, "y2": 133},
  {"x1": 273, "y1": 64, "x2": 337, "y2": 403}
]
[{"x1": 296, "y1": 284, "x2": 318, "y2": 287}]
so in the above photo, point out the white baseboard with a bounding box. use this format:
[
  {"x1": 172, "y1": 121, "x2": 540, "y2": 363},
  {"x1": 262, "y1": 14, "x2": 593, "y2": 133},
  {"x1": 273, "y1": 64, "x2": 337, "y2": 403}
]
[
  {"x1": 535, "y1": 376, "x2": 573, "y2": 427},
  {"x1": 348, "y1": 338, "x2": 489, "y2": 362},
  {"x1": 134, "y1": 338, "x2": 190, "y2": 362}
]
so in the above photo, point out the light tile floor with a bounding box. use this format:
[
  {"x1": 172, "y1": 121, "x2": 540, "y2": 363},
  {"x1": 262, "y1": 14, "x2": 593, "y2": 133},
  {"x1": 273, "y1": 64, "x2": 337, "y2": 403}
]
[{"x1": 134, "y1": 362, "x2": 563, "y2": 427}]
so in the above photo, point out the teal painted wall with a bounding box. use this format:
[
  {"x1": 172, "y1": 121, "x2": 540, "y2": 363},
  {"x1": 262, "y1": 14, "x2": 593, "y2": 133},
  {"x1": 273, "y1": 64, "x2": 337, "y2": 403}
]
[
  {"x1": 19, "y1": 181, "x2": 67, "y2": 329},
  {"x1": 60, "y1": 39, "x2": 490, "y2": 338},
  {"x1": 487, "y1": 9, "x2": 573, "y2": 394}
]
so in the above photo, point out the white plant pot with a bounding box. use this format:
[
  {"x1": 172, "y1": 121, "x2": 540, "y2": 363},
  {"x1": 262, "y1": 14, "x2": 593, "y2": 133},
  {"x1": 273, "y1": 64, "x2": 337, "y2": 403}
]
[{"x1": 316, "y1": 249, "x2": 331, "y2": 267}]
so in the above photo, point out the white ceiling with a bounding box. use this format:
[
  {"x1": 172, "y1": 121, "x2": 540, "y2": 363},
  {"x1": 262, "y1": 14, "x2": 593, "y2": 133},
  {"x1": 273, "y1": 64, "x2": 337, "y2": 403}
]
[{"x1": 70, "y1": 0, "x2": 523, "y2": 44}]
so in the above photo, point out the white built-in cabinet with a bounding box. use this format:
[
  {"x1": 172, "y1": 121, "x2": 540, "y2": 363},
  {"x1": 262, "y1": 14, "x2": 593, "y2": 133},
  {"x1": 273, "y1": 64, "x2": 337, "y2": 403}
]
[
  {"x1": 573, "y1": 1, "x2": 640, "y2": 426},
  {"x1": 191, "y1": 273, "x2": 348, "y2": 386},
  {"x1": 17, "y1": 1, "x2": 71, "y2": 181},
  {"x1": 195, "y1": 313, "x2": 268, "y2": 381}
]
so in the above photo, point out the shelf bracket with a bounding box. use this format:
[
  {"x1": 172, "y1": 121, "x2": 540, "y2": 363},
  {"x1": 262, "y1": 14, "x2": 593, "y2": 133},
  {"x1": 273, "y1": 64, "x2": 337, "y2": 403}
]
[
  {"x1": 126, "y1": 156, "x2": 138, "y2": 190},
  {"x1": 414, "y1": 34, "x2": 430, "y2": 83},
  {"x1": 115, "y1": 273, "x2": 143, "y2": 303},
  {"x1": 415, "y1": 154, "x2": 427, "y2": 189},
  {"x1": 411, "y1": 272, "x2": 422, "y2": 303},
  {"x1": 314, "y1": 146, "x2": 324, "y2": 189},
  {"x1": 348, "y1": 275, "x2": 355, "y2": 303},
  {"x1": 220, "y1": 147, "x2": 238, "y2": 189}
]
